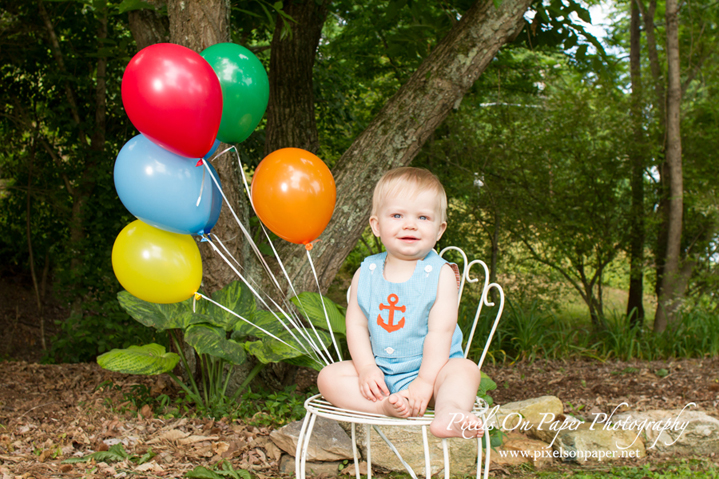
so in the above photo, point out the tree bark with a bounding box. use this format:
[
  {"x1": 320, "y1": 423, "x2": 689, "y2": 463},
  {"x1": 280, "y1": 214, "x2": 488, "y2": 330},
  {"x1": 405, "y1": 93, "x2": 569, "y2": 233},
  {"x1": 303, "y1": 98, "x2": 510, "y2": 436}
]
[
  {"x1": 654, "y1": 0, "x2": 684, "y2": 332},
  {"x1": 166, "y1": 0, "x2": 253, "y2": 295},
  {"x1": 38, "y1": 0, "x2": 109, "y2": 313},
  {"x1": 636, "y1": 0, "x2": 671, "y2": 302},
  {"x1": 128, "y1": 0, "x2": 169, "y2": 50},
  {"x1": 264, "y1": 0, "x2": 330, "y2": 155},
  {"x1": 626, "y1": 0, "x2": 645, "y2": 327},
  {"x1": 273, "y1": 0, "x2": 534, "y2": 295}
]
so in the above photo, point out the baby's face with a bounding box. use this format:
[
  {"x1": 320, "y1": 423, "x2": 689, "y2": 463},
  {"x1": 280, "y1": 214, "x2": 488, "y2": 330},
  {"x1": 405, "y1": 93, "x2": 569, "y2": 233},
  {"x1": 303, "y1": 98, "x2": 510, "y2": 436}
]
[{"x1": 370, "y1": 189, "x2": 447, "y2": 262}]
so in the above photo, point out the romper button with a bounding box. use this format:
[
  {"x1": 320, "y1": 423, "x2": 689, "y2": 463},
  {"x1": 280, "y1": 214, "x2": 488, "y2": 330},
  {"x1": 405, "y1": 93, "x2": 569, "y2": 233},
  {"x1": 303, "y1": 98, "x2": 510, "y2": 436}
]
[
  {"x1": 369, "y1": 263, "x2": 377, "y2": 271},
  {"x1": 424, "y1": 265, "x2": 433, "y2": 273},
  {"x1": 384, "y1": 347, "x2": 395, "y2": 355}
]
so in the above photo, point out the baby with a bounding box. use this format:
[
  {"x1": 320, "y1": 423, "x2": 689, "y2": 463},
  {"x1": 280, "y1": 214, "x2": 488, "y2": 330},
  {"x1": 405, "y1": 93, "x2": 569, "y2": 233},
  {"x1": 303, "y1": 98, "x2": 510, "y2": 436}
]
[{"x1": 318, "y1": 167, "x2": 483, "y2": 439}]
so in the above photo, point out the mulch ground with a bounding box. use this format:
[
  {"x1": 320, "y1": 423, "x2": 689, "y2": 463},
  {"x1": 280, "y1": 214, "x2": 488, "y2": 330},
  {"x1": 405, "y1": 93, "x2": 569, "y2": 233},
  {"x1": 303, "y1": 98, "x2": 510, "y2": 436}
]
[
  {"x1": 1, "y1": 357, "x2": 717, "y2": 478},
  {"x1": 2, "y1": 277, "x2": 718, "y2": 477}
]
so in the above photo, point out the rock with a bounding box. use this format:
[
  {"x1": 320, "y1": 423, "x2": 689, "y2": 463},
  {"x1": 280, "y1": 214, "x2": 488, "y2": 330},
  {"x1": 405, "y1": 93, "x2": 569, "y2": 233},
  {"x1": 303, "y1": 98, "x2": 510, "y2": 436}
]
[
  {"x1": 493, "y1": 437, "x2": 554, "y2": 468},
  {"x1": 270, "y1": 417, "x2": 354, "y2": 461},
  {"x1": 552, "y1": 422, "x2": 646, "y2": 464},
  {"x1": 353, "y1": 423, "x2": 479, "y2": 476},
  {"x1": 490, "y1": 396, "x2": 564, "y2": 435},
  {"x1": 613, "y1": 409, "x2": 719, "y2": 455},
  {"x1": 532, "y1": 414, "x2": 584, "y2": 443},
  {"x1": 279, "y1": 454, "x2": 343, "y2": 477}
]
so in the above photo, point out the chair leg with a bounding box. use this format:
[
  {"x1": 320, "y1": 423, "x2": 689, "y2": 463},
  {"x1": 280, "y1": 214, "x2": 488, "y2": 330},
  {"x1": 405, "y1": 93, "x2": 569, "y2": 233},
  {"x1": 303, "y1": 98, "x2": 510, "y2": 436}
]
[
  {"x1": 421, "y1": 426, "x2": 431, "y2": 479},
  {"x1": 483, "y1": 422, "x2": 491, "y2": 479},
  {"x1": 365, "y1": 424, "x2": 371, "y2": 479},
  {"x1": 295, "y1": 412, "x2": 311, "y2": 479},
  {"x1": 351, "y1": 423, "x2": 361, "y2": 479},
  {"x1": 299, "y1": 413, "x2": 318, "y2": 479},
  {"x1": 442, "y1": 439, "x2": 449, "y2": 479}
]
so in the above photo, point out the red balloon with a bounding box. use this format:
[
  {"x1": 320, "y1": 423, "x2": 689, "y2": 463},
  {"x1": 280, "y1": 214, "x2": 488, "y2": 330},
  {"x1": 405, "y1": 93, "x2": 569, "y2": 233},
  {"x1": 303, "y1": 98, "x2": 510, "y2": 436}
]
[
  {"x1": 122, "y1": 43, "x2": 223, "y2": 158},
  {"x1": 251, "y1": 148, "x2": 336, "y2": 245}
]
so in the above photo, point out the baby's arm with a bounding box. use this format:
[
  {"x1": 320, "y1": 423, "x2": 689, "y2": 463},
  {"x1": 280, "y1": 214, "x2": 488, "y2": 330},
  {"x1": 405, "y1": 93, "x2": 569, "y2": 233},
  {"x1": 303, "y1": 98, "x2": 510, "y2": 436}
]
[
  {"x1": 405, "y1": 264, "x2": 459, "y2": 416},
  {"x1": 346, "y1": 269, "x2": 391, "y2": 401}
]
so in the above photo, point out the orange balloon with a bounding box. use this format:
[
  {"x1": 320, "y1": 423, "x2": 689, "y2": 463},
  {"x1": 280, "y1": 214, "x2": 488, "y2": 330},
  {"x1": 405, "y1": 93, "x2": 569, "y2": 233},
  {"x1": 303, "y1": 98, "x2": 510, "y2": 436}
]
[{"x1": 251, "y1": 148, "x2": 336, "y2": 245}]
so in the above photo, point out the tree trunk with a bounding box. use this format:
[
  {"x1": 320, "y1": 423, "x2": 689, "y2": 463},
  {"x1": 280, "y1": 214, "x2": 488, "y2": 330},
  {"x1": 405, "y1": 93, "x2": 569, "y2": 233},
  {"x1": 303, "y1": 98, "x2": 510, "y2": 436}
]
[
  {"x1": 626, "y1": 0, "x2": 645, "y2": 328},
  {"x1": 128, "y1": 0, "x2": 169, "y2": 50},
  {"x1": 636, "y1": 0, "x2": 669, "y2": 300},
  {"x1": 264, "y1": 0, "x2": 330, "y2": 156},
  {"x1": 654, "y1": 0, "x2": 684, "y2": 332},
  {"x1": 39, "y1": 0, "x2": 109, "y2": 313},
  {"x1": 273, "y1": 0, "x2": 534, "y2": 295},
  {"x1": 166, "y1": 0, "x2": 252, "y2": 295}
]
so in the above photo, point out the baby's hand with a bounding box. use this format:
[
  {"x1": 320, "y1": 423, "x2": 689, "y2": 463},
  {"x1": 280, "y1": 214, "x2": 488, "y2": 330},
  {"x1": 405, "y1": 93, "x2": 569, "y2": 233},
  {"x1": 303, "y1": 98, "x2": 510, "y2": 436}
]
[
  {"x1": 406, "y1": 376, "x2": 434, "y2": 416},
  {"x1": 358, "y1": 364, "x2": 390, "y2": 402}
]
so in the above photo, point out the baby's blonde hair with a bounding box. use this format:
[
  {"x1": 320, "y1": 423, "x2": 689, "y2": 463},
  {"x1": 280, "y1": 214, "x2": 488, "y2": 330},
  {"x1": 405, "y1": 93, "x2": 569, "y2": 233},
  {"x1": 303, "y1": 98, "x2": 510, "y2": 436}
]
[{"x1": 372, "y1": 167, "x2": 447, "y2": 223}]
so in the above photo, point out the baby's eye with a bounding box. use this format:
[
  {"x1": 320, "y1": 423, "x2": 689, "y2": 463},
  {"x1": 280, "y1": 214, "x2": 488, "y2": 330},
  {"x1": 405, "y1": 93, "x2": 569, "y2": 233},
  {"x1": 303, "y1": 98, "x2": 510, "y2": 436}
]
[
  {"x1": 392, "y1": 214, "x2": 402, "y2": 219},
  {"x1": 419, "y1": 215, "x2": 429, "y2": 221}
]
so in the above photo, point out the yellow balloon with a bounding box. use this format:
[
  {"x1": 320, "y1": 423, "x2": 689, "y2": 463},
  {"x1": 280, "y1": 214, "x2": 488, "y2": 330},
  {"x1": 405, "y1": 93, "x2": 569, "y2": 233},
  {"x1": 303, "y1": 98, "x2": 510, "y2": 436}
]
[{"x1": 112, "y1": 220, "x2": 202, "y2": 304}]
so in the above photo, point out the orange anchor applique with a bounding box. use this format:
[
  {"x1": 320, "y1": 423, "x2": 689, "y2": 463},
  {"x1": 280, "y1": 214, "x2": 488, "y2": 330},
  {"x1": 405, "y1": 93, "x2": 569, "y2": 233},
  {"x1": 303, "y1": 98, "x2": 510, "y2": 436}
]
[{"x1": 377, "y1": 294, "x2": 406, "y2": 333}]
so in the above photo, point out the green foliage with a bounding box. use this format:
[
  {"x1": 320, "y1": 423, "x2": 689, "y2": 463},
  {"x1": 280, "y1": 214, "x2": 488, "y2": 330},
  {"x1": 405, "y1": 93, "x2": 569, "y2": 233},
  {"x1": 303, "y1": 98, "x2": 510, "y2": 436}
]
[
  {"x1": 524, "y1": 458, "x2": 719, "y2": 478},
  {"x1": 44, "y1": 301, "x2": 167, "y2": 364},
  {"x1": 100, "y1": 281, "x2": 343, "y2": 417},
  {"x1": 186, "y1": 460, "x2": 251, "y2": 479},
  {"x1": 236, "y1": 385, "x2": 314, "y2": 427},
  {"x1": 97, "y1": 344, "x2": 179, "y2": 375},
  {"x1": 62, "y1": 443, "x2": 155, "y2": 465},
  {"x1": 464, "y1": 298, "x2": 719, "y2": 363}
]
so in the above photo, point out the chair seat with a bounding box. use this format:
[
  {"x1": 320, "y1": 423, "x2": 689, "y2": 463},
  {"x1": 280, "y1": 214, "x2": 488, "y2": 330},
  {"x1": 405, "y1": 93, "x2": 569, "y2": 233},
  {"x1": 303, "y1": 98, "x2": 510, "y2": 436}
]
[{"x1": 304, "y1": 394, "x2": 491, "y2": 428}]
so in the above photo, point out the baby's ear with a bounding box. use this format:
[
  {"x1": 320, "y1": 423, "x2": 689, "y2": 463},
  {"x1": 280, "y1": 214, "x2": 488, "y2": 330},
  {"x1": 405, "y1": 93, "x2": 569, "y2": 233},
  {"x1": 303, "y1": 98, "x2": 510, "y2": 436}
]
[
  {"x1": 436, "y1": 221, "x2": 447, "y2": 240},
  {"x1": 369, "y1": 216, "x2": 381, "y2": 236}
]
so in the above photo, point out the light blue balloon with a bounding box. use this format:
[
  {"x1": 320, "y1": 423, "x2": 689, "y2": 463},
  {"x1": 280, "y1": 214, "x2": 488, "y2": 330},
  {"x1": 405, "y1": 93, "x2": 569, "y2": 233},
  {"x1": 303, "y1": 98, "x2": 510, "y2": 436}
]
[
  {"x1": 203, "y1": 139, "x2": 221, "y2": 159},
  {"x1": 114, "y1": 134, "x2": 223, "y2": 236}
]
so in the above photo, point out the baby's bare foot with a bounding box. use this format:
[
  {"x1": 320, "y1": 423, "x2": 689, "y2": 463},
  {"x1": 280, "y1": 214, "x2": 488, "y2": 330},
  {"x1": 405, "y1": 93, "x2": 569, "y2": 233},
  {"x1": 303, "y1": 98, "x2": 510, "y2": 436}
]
[
  {"x1": 430, "y1": 408, "x2": 484, "y2": 438},
  {"x1": 382, "y1": 393, "x2": 410, "y2": 418}
]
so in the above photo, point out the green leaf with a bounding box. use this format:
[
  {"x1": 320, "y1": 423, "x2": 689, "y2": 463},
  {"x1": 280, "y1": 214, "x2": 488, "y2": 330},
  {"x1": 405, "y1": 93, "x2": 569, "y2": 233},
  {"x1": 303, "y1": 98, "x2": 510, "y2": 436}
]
[
  {"x1": 118, "y1": 291, "x2": 199, "y2": 331},
  {"x1": 185, "y1": 466, "x2": 224, "y2": 479},
  {"x1": 185, "y1": 324, "x2": 247, "y2": 365},
  {"x1": 232, "y1": 309, "x2": 290, "y2": 339},
  {"x1": 207, "y1": 281, "x2": 257, "y2": 331},
  {"x1": 117, "y1": 0, "x2": 158, "y2": 14},
  {"x1": 245, "y1": 329, "x2": 331, "y2": 367},
  {"x1": 291, "y1": 292, "x2": 346, "y2": 336},
  {"x1": 575, "y1": 6, "x2": 591, "y2": 23},
  {"x1": 479, "y1": 371, "x2": 497, "y2": 394},
  {"x1": 97, "y1": 344, "x2": 180, "y2": 375},
  {"x1": 62, "y1": 444, "x2": 130, "y2": 464}
]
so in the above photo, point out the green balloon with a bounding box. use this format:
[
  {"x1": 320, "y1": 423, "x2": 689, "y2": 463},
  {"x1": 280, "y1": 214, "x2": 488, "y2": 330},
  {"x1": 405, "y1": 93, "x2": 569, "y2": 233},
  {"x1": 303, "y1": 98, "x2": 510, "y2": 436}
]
[{"x1": 201, "y1": 43, "x2": 269, "y2": 144}]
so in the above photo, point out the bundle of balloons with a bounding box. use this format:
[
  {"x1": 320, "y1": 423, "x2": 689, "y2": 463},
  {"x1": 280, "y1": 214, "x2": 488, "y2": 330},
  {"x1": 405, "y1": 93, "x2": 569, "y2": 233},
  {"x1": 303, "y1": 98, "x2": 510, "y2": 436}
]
[{"x1": 112, "y1": 43, "x2": 336, "y2": 304}]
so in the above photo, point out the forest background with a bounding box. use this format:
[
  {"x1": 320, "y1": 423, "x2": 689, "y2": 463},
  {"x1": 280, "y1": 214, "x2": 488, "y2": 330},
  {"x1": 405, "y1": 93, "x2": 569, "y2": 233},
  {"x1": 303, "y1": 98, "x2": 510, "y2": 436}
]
[{"x1": 0, "y1": 0, "x2": 718, "y2": 369}]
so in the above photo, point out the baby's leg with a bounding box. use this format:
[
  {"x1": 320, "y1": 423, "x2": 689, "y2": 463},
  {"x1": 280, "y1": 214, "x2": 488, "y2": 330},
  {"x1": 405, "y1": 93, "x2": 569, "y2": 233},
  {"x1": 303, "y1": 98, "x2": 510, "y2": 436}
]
[
  {"x1": 317, "y1": 360, "x2": 410, "y2": 418},
  {"x1": 429, "y1": 358, "x2": 484, "y2": 438}
]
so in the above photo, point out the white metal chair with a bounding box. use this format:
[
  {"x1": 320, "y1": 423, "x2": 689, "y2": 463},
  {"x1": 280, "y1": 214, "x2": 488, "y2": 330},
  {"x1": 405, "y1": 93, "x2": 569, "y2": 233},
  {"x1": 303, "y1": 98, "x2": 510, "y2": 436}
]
[{"x1": 295, "y1": 247, "x2": 504, "y2": 479}]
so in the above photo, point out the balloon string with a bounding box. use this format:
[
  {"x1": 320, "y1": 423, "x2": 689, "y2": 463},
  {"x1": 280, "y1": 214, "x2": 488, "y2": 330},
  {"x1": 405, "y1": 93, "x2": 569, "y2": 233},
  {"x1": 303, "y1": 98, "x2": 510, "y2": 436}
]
[
  {"x1": 202, "y1": 147, "x2": 334, "y2": 366},
  {"x1": 229, "y1": 146, "x2": 335, "y2": 364},
  {"x1": 203, "y1": 236, "x2": 327, "y2": 366},
  {"x1": 194, "y1": 292, "x2": 308, "y2": 359},
  {"x1": 209, "y1": 233, "x2": 329, "y2": 365},
  {"x1": 200, "y1": 155, "x2": 286, "y2": 299},
  {"x1": 196, "y1": 163, "x2": 206, "y2": 207},
  {"x1": 306, "y1": 248, "x2": 342, "y2": 362}
]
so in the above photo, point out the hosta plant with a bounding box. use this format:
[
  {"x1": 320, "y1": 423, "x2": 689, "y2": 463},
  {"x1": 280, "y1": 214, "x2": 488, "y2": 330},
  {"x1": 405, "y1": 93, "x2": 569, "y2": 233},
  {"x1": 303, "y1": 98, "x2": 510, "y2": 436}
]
[{"x1": 97, "y1": 280, "x2": 344, "y2": 416}]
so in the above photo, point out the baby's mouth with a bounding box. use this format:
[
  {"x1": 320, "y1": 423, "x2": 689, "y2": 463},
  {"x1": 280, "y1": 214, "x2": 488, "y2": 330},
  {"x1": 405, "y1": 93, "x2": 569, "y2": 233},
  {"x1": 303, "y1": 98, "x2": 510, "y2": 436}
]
[{"x1": 399, "y1": 236, "x2": 419, "y2": 242}]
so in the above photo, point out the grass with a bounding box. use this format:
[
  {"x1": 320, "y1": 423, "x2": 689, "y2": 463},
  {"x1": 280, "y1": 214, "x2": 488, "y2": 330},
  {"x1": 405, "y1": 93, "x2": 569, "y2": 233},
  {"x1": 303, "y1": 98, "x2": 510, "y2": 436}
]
[
  {"x1": 511, "y1": 458, "x2": 719, "y2": 478},
  {"x1": 461, "y1": 296, "x2": 719, "y2": 364}
]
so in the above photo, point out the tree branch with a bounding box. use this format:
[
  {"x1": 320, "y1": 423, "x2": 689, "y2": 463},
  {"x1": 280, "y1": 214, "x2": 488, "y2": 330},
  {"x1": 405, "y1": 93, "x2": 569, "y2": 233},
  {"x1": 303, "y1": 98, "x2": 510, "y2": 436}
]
[{"x1": 37, "y1": 0, "x2": 87, "y2": 146}]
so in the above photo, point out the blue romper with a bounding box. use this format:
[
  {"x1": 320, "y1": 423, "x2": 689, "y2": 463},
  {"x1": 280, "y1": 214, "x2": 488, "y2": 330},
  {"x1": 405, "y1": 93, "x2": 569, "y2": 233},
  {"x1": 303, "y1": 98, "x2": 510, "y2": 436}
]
[{"x1": 356, "y1": 250, "x2": 464, "y2": 393}]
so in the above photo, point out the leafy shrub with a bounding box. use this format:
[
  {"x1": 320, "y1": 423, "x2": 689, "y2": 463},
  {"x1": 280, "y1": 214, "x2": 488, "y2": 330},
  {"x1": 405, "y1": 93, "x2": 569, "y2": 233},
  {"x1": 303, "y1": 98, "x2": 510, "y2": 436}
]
[{"x1": 44, "y1": 299, "x2": 166, "y2": 364}]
